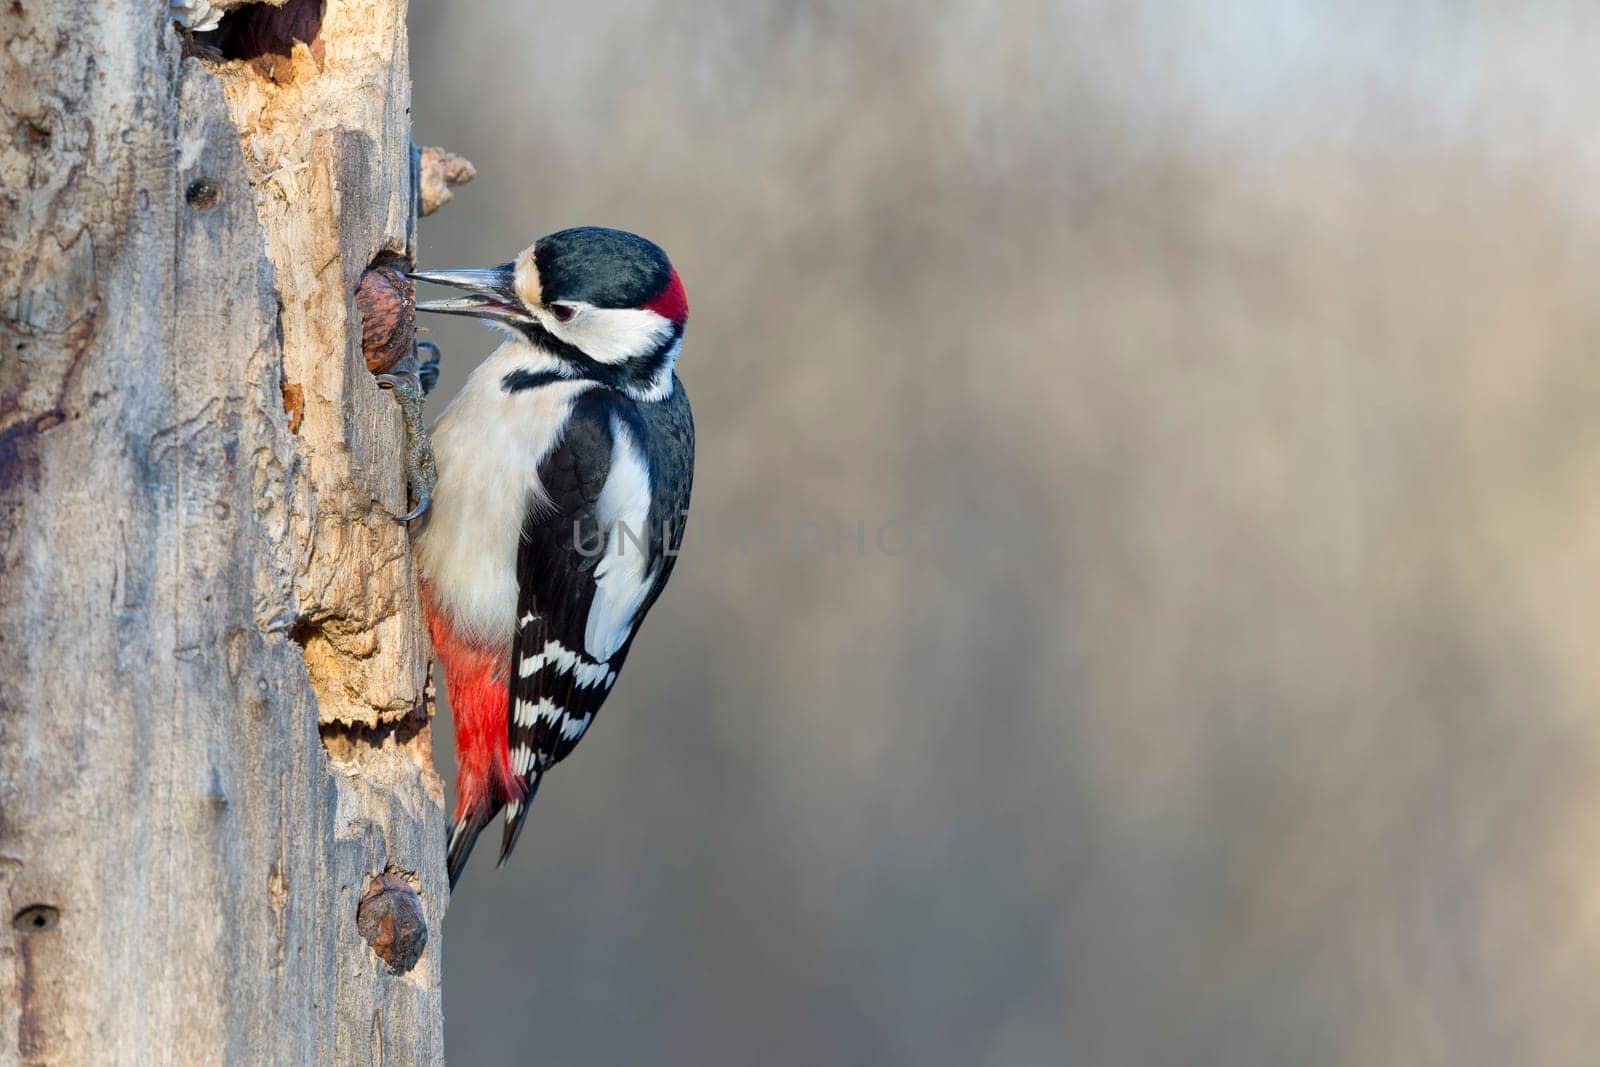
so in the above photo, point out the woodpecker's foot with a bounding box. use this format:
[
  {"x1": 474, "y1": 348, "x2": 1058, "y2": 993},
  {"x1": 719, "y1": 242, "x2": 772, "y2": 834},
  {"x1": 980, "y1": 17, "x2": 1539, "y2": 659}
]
[{"x1": 376, "y1": 360, "x2": 437, "y2": 523}]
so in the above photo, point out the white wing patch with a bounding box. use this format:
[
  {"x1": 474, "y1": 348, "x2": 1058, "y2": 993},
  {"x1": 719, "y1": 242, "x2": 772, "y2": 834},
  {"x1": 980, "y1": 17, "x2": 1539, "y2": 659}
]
[{"x1": 584, "y1": 418, "x2": 661, "y2": 661}]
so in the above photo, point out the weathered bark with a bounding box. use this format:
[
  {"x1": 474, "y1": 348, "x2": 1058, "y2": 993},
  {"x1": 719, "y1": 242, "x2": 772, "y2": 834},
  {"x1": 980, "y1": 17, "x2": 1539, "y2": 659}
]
[{"x1": 0, "y1": 2, "x2": 446, "y2": 1063}]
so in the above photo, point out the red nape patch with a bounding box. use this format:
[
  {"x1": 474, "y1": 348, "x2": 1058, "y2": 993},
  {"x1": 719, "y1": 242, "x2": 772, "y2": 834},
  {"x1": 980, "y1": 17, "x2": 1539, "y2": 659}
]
[
  {"x1": 422, "y1": 583, "x2": 523, "y2": 822},
  {"x1": 643, "y1": 267, "x2": 689, "y2": 324}
]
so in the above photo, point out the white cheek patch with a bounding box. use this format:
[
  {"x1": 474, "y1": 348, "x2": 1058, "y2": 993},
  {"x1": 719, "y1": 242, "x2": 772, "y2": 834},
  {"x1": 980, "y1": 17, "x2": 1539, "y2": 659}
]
[
  {"x1": 556, "y1": 306, "x2": 674, "y2": 365},
  {"x1": 584, "y1": 418, "x2": 659, "y2": 661}
]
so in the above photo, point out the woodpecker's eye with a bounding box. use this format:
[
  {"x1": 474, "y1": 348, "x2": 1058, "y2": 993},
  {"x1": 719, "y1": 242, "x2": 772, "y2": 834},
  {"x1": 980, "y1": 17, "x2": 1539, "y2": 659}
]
[{"x1": 549, "y1": 303, "x2": 577, "y2": 323}]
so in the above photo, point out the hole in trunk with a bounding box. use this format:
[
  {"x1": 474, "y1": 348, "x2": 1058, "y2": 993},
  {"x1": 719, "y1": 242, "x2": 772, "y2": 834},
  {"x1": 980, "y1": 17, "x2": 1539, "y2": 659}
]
[
  {"x1": 318, "y1": 712, "x2": 428, "y2": 766},
  {"x1": 185, "y1": 178, "x2": 222, "y2": 211},
  {"x1": 190, "y1": 0, "x2": 325, "y2": 73}
]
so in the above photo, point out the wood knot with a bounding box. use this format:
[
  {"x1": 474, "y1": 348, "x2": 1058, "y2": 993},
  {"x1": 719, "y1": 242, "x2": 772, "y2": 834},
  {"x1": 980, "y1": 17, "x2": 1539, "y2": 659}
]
[
  {"x1": 357, "y1": 872, "x2": 425, "y2": 973},
  {"x1": 356, "y1": 263, "x2": 415, "y2": 375},
  {"x1": 417, "y1": 146, "x2": 477, "y2": 216}
]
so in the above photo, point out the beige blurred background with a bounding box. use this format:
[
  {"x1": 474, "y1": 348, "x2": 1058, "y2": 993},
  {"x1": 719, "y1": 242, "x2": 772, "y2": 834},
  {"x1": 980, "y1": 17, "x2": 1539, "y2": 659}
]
[{"x1": 410, "y1": 3, "x2": 1600, "y2": 1064}]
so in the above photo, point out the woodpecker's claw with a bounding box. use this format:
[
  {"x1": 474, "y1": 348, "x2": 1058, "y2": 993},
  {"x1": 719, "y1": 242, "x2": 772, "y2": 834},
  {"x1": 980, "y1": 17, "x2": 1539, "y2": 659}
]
[
  {"x1": 394, "y1": 492, "x2": 432, "y2": 524},
  {"x1": 377, "y1": 359, "x2": 437, "y2": 523}
]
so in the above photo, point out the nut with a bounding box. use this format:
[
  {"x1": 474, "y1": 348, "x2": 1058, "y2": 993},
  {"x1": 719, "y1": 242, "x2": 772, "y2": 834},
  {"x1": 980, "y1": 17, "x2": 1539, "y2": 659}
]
[
  {"x1": 357, "y1": 872, "x2": 425, "y2": 973},
  {"x1": 356, "y1": 264, "x2": 415, "y2": 375}
]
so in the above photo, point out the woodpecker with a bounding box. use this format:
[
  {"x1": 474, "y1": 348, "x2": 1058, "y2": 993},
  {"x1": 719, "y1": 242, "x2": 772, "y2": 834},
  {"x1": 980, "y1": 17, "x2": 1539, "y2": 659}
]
[{"x1": 410, "y1": 227, "x2": 693, "y2": 888}]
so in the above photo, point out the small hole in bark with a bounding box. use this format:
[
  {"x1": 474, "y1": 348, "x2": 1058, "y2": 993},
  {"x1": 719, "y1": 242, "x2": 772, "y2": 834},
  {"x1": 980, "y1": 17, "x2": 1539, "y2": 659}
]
[
  {"x1": 13, "y1": 905, "x2": 59, "y2": 932},
  {"x1": 287, "y1": 616, "x2": 317, "y2": 648},
  {"x1": 185, "y1": 178, "x2": 221, "y2": 211},
  {"x1": 17, "y1": 119, "x2": 50, "y2": 151}
]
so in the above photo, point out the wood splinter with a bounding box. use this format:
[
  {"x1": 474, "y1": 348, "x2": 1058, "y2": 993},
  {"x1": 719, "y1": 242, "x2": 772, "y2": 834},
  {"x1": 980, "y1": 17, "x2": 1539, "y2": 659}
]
[{"x1": 417, "y1": 146, "x2": 476, "y2": 216}]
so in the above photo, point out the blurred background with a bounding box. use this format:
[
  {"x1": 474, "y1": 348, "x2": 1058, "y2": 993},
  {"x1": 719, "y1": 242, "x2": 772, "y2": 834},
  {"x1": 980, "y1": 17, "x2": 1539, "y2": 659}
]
[{"x1": 410, "y1": 3, "x2": 1600, "y2": 1064}]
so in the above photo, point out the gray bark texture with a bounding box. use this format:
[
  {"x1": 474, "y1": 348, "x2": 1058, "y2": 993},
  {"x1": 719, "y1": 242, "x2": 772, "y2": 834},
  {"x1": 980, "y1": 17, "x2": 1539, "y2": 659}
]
[{"x1": 0, "y1": 2, "x2": 447, "y2": 1063}]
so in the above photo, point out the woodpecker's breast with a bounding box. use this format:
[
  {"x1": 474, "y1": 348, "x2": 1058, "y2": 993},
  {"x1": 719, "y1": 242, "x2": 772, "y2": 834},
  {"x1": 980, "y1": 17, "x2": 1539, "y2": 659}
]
[{"x1": 414, "y1": 341, "x2": 594, "y2": 648}]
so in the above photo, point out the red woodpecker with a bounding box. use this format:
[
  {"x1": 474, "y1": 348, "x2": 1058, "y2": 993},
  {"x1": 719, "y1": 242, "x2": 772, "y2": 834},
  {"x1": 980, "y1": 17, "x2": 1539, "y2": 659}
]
[{"x1": 410, "y1": 227, "x2": 693, "y2": 888}]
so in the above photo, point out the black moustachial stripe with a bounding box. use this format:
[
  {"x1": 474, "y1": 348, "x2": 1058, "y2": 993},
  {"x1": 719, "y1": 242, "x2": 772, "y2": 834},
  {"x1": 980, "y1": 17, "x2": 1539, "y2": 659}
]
[
  {"x1": 501, "y1": 368, "x2": 569, "y2": 393},
  {"x1": 512, "y1": 318, "x2": 684, "y2": 396}
]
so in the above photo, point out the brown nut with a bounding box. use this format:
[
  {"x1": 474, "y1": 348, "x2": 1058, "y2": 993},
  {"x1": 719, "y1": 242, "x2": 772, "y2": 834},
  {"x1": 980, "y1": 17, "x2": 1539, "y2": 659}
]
[
  {"x1": 357, "y1": 872, "x2": 426, "y2": 973},
  {"x1": 356, "y1": 263, "x2": 415, "y2": 375}
]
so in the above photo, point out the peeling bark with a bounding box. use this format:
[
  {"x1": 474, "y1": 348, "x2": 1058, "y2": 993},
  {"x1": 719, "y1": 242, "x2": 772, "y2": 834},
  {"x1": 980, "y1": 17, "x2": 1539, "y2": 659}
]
[{"x1": 0, "y1": 2, "x2": 445, "y2": 1063}]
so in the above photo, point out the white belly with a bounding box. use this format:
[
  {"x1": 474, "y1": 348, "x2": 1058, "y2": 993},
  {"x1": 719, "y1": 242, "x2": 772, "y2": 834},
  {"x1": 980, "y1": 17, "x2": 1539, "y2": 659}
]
[{"x1": 414, "y1": 340, "x2": 594, "y2": 647}]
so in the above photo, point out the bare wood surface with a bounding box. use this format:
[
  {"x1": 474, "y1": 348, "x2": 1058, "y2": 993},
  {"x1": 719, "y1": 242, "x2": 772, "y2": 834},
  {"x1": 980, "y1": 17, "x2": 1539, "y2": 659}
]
[{"x1": 0, "y1": 2, "x2": 444, "y2": 1063}]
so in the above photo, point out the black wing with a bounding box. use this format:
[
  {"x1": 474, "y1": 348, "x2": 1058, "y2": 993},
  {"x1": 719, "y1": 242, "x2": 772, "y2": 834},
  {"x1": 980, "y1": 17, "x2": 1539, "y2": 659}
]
[
  {"x1": 497, "y1": 382, "x2": 694, "y2": 864},
  {"x1": 632, "y1": 375, "x2": 695, "y2": 623}
]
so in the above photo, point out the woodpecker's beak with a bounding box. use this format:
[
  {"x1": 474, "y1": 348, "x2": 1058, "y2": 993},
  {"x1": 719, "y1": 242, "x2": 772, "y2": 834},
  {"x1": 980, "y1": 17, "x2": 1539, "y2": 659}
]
[{"x1": 410, "y1": 262, "x2": 531, "y2": 325}]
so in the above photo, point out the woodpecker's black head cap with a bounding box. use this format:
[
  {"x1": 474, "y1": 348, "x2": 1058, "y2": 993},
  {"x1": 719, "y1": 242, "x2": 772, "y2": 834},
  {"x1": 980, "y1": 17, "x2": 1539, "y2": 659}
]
[{"x1": 533, "y1": 227, "x2": 674, "y2": 310}]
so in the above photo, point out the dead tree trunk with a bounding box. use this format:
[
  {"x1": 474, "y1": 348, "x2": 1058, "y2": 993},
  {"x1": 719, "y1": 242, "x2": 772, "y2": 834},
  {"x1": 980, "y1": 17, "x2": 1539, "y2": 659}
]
[{"x1": 0, "y1": 2, "x2": 447, "y2": 1063}]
